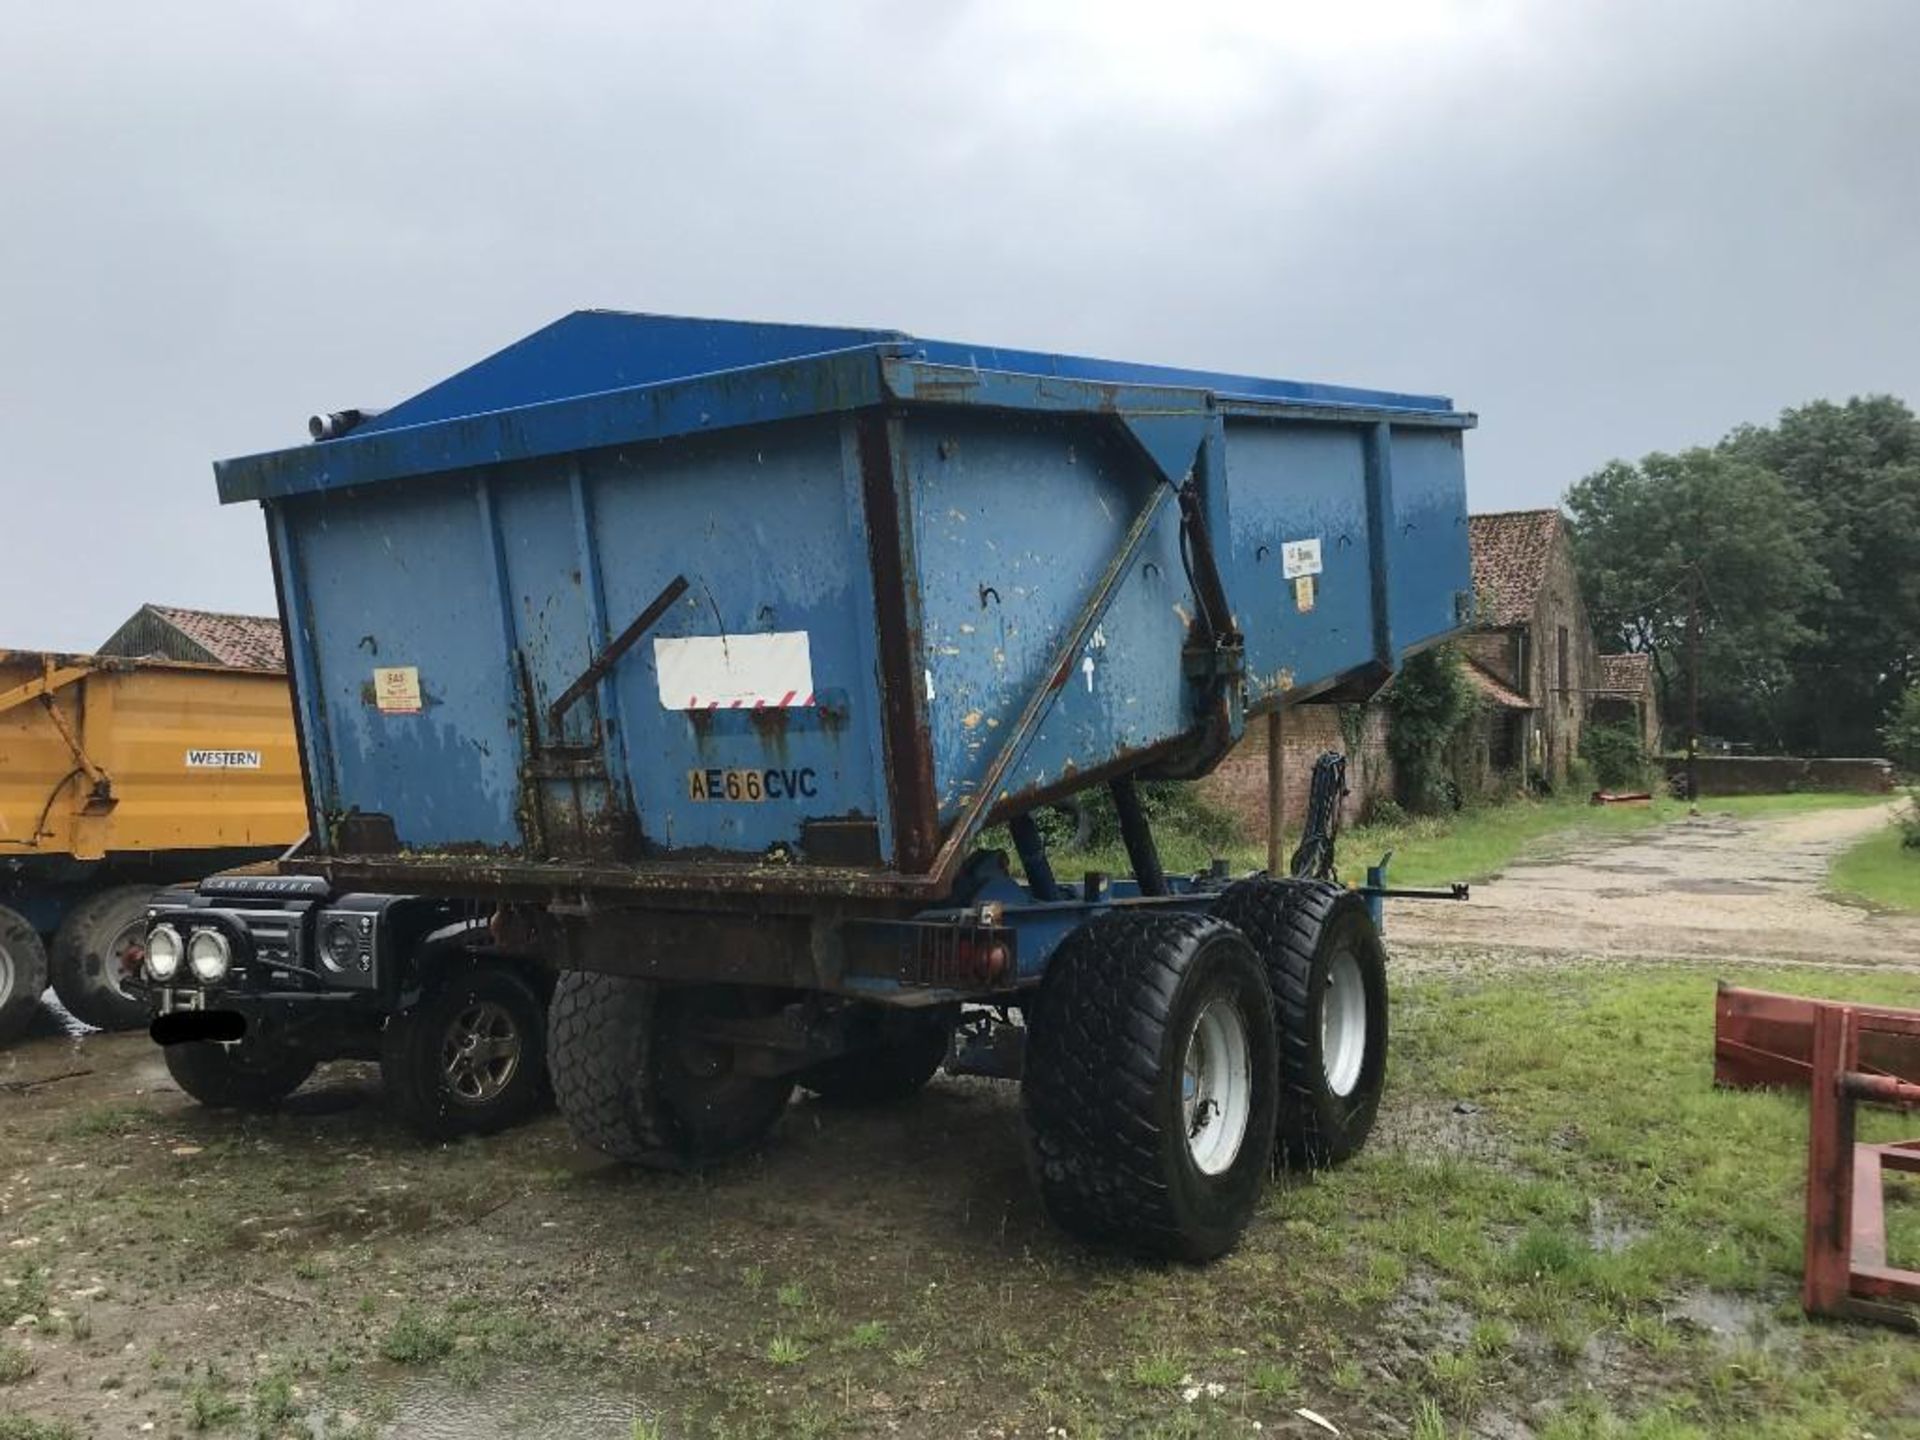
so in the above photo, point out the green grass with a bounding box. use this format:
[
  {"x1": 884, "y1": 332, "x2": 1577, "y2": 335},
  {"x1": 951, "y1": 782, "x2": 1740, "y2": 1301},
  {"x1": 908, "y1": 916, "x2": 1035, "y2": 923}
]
[
  {"x1": 0, "y1": 1417, "x2": 78, "y2": 1440},
  {"x1": 378, "y1": 1308, "x2": 455, "y2": 1366},
  {"x1": 1305, "y1": 962, "x2": 1920, "y2": 1434},
  {"x1": 1054, "y1": 789, "x2": 1887, "y2": 890},
  {"x1": 1695, "y1": 791, "x2": 1890, "y2": 817},
  {"x1": 1829, "y1": 811, "x2": 1920, "y2": 912}
]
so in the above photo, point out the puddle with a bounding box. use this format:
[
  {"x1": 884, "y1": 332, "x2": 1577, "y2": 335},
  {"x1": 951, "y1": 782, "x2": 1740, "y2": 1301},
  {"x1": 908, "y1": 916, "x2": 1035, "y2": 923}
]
[
  {"x1": 1661, "y1": 878, "x2": 1769, "y2": 895},
  {"x1": 1586, "y1": 1202, "x2": 1648, "y2": 1255},
  {"x1": 325, "y1": 1363, "x2": 662, "y2": 1440},
  {"x1": 1385, "y1": 1271, "x2": 1475, "y2": 1349},
  {"x1": 1667, "y1": 1290, "x2": 1780, "y2": 1350}
]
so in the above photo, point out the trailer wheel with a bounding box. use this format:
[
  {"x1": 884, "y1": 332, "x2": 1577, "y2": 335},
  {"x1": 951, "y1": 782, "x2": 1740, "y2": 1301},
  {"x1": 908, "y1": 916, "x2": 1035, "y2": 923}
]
[
  {"x1": 381, "y1": 963, "x2": 548, "y2": 1139},
  {"x1": 163, "y1": 1040, "x2": 315, "y2": 1110},
  {"x1": 1211, "y1": 879, "x2": 1388, "y2": 1167},
  {"x1": 1022, "y1": 911, "x2": 1277, "y2": 1262},
  {"x1": 50, "y1": 885, "x2": 156, "y2": 1031},
  {"x1": 548, "y1": 973, "x2": 793, "y2": 1169},
  {"x1": 799, "y1": 1009, "x2": 954, "y2": 1106},
  {"x1": 0, "y1": 905, "x2": 50, "y2": 1046}
]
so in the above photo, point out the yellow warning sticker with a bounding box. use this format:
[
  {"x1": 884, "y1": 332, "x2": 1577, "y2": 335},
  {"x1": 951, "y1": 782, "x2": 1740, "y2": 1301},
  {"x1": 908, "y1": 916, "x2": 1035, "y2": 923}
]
[
  {"x1": 1294, "y1": 576, "x2": 1316, "y2": 613},
  {"x1": 373, "y1": 666, "x2": 422, "y2": 715}
]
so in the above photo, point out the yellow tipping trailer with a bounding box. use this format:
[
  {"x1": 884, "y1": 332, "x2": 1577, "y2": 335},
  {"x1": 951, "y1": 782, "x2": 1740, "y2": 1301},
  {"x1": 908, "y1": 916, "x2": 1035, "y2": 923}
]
[{"x1": 0, "y1": 650, "x2": 304, "y2": 1039}]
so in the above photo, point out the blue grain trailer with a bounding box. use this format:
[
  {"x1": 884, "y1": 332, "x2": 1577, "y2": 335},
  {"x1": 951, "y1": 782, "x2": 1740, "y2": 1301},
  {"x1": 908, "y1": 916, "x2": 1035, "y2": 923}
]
[{"x1": 182, "y1": 312, "x2": 1474, "y2": 1258}]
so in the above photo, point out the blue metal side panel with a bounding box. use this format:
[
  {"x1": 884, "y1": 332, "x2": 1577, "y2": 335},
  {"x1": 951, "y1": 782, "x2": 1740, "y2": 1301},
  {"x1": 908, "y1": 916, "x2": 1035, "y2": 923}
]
[
  {"x1": 902, "y1": 413, "x2": 1197, "y2": 818},
  {"x1": 586, "y1": 418, "x2": 887, "y2": 857},
  {"x1": 286, "y1": 481, "x2": 523, "y2": 847},
  {"x1": 1219, "y1": 421, "x2": 1380, "y2": 704},
  {"x1": 1382, "y1": 427, "x2": 1473, "y2": 649},
  {"x1": 490, "y1": 469, "x2": 603, "y2": 743}
]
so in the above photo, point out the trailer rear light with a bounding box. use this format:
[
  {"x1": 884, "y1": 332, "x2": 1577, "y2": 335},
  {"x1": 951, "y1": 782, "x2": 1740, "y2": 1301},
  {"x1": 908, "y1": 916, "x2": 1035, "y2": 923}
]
[
  {"x1": 948, "y1": 932, "x2": 1014, "y2": 986},
  {"x1": 844, "y1": 918, "x2": 1016, "y2": 990}
]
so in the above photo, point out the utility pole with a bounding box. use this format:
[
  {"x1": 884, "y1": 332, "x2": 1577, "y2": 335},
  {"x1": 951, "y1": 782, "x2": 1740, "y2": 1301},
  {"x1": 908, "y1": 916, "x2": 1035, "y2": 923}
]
[{"x1": 1685, "y1": 564, "x2": 1701, "y2": 814}]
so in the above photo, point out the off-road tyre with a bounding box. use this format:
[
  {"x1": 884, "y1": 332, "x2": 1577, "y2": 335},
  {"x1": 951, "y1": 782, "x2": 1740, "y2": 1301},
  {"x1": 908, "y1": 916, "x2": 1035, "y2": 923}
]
[
  {"x1": 382, "y1": 963, "x2": 548, "y2": 1139},
  {"x1": 1212, "y1": 878, "x2": 1388, "y2": 1168},
  {"x1": 50, "y1": 885, "x2": 156, "y2": 1031},
  {"x1": 163, "y1": 1040, "x2": 316, "y2": 1110},
  {"x1": 799, "y1": 1008, "x2": 953, "y2": 1106},
  {"x1": 1022, "y1": 910, "x2": 1278, "y2": 1262},
  {"x1": 548, "y1": 973, "x2": 794, "y2": 1169},
  {"x1": 0, "y1": 905, "x2": 50, "y2": 1046}
]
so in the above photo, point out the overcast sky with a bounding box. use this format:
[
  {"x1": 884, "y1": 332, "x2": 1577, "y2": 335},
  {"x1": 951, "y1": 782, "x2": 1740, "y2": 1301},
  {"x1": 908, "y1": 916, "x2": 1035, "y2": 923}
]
[{"x1": 3, "y1": 0, "x2": 1915, "y2": 651}]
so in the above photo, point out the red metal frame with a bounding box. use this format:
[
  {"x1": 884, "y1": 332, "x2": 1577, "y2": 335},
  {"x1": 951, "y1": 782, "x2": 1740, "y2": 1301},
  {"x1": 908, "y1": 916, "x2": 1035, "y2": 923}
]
[
  {"x1": 1713, "y1": 983, "x2": 1920, "y2": 1092},
  {"x1": 1715, "y1": 986, "x2": 1920, "y2": 1328}
]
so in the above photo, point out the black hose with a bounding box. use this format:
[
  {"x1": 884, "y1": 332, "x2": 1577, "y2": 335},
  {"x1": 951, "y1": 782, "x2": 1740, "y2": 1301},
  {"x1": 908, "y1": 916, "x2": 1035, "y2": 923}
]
[{"x1": 1289, "y1": 751, "x2": 1348, "y2": 881}]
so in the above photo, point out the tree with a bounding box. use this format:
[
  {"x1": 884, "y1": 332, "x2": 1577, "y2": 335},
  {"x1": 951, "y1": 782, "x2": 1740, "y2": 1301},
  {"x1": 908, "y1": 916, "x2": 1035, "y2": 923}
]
[
  {"x1": 1723, "y1": 397, "x2": 1920, "y2": 755},
  {"x1": 1886, "y1": 681, "x2": 1920, "y2": 774},
  {"x1": 1565, "y1": 448, "x2": 1827, "y2": 746}
]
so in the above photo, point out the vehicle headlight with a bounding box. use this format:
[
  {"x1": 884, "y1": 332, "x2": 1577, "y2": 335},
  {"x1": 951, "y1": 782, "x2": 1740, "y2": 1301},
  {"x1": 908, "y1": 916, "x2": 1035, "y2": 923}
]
[
  {"x1": 321, "y1": 917, "x2": 356, "y2": 969},
  {"x1": 187, "y1": 928, "x2": 232, "y2": 984},
  {"x1": 146, "y1": 924, "x2": 183, "y2": 981}
]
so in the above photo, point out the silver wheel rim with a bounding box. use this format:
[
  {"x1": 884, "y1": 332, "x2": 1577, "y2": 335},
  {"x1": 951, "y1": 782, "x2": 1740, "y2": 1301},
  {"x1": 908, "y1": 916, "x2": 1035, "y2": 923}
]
[
  {"x1": 0, "y1": 943, "x2": 13, "y2": 1005},
  {"x1": 1322, "y1": 949, "x2": 1368, "y2": 1098},
  {"x1": 1181, "y1": 996, "x2": 1252, "y2": 1176},
  {"x1": 441, "y1": 1000, "x2": 522, "y2": 1105}
]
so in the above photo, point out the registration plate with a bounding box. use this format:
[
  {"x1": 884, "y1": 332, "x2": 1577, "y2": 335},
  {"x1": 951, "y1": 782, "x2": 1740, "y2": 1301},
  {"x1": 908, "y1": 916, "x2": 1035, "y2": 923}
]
[{"x1": 686, "y1": 766, "x2": 818, "y2": 803}]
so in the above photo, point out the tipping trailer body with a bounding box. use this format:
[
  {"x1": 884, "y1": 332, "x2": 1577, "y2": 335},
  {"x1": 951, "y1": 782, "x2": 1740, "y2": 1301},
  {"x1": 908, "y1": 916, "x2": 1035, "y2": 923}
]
[
  {"x1": 0, "y1": 649, "x2": 304, "y2": 1039},
  {"x1": 0, "y1": 650, "x2": 303, "y2": 914},
  {"x1": 216, "y1": 312, "x2": 1474, "y2": 930}
]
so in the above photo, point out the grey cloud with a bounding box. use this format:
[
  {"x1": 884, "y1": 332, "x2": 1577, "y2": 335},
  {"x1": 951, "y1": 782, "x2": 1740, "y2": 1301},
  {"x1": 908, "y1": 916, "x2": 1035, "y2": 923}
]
[{"x1": 1, "y1": 0, "x2": 1914, "y2": 648}]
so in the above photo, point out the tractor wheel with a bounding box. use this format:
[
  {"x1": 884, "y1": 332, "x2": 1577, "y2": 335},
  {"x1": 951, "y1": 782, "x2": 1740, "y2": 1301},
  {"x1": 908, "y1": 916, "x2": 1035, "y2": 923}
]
[
  {"x1": 1022, "y1": 910, "x2": 1277, "y2": 1262},
  {"x1": 0, "y1": 905, "x2": 50, "y2": 1046},
  {"x1": 799, "y1": 1008, "x2": 953, "y2": 1106},
  {"x1": 163, "y1": 1039, "x2": 315, "y2": 1111},
  {"x1": 382, "y1": 963, "x2": 548, "y2": 1139},
  {"x1": 548, "y1": 973, "x2": 793, "y2": 1169},
  {"x1": 1212, "y1": 878, "x2": 1388, "y2": 1167},
  {"x1": 51, "y1": 885, "x2": 156, "y2": 1031}
]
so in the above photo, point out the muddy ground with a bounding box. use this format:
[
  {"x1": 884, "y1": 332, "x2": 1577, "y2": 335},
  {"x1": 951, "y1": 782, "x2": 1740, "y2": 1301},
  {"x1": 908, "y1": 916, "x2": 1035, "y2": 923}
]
[
  {"x1": 1393, "y1": 799, "x2": 1920, "y2": 968},
  {"x1": 2, "y1": 803, "x2": 1918, "y2": 1439}
]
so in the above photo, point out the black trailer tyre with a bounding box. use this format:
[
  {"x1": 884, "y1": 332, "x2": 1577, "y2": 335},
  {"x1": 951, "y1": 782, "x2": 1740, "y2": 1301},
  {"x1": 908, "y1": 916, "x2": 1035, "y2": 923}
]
[
  {"x1": 0, "y1": 905, "x2": 50, "y2": 1045},
  {"x1": 163, "y1": 1040, "x2": 315, "y2": 1110},
  {"x1": 50, "y1": 885, "x2": 156, "y2": 1031},
  {"x1": 799, "y1": 1010, "x2": 952, "y2": 1106},
  {"x1": 1022, "y1": 911, "x2": 1278, "y2": 1262},
  {"x1": 381, "y1": 964, "x2": 548, "y2": 1139},
  {"x1": 1212, "y1": 878, "x2": 1389, "y2": 1168},
  {"x1": 548, "y1": 972, "x2": 794, "y2": 1169}
]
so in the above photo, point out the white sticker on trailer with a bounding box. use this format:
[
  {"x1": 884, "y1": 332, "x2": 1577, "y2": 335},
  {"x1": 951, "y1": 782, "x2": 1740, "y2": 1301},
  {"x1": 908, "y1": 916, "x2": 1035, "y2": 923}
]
[
  {"x1": 654, "y1": 631, "x2": 815, "y2": 710},
  {"x1": 1282, "y1": 537, "x2": 1323, "y2": 579},
  {"x1": 186, "y1": 749, "x2": 261, "y2": 769}
]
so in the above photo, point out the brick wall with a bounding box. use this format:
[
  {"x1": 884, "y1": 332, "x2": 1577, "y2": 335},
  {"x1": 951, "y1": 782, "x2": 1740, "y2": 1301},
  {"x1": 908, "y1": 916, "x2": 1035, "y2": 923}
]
[
  {"x1": 1667, "y1": 755, "x2": 1895, "y2": 796},
  {"x1": 1524, "y1": 540, "x2": 1600, "y2": 785},
  {"x1": 1198, "y1": 704, "x2": 1396, "y2": 840}
]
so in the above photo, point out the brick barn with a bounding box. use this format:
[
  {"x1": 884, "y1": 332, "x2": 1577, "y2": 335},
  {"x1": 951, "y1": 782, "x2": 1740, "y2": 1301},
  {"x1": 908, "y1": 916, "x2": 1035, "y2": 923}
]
[{"x1": 1460, "y1": 509, "x2": 1598, "y2": 787}]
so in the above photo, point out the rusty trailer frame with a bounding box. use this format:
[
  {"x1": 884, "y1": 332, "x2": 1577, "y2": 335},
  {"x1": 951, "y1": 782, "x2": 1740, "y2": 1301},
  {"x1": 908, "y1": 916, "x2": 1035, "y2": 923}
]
[{"x1": 1714, "y1": 984, "x2": 1920, "y2": 1329}]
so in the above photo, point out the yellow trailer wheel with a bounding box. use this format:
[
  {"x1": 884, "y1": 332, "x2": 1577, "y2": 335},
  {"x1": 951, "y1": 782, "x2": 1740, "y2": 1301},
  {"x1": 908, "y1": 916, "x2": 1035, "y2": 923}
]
[
  {"x1": 51, "y1": 886, "x2": 156, "y2": 1031},
  {"x1": 0, "y1": 905, "x2": 50, "y2": 1045}
]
